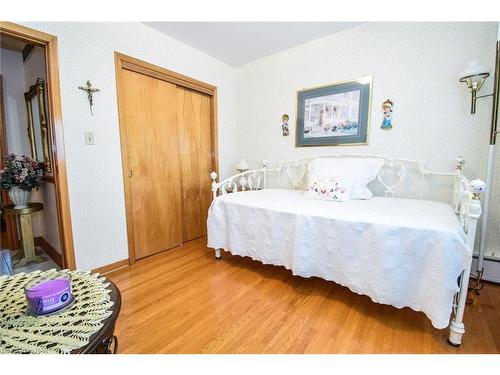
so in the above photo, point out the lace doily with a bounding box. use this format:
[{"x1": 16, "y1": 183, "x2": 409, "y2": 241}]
[{"x1": 0, "y1": 269, "x2": 115, "y2": 354}]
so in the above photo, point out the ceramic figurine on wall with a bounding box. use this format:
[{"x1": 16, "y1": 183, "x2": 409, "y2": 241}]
[
  {"x1": 282, "y1": 114, "x2": 290, "y2": 136},
  {"x1": 380, "y1": 99, "x2": 393, "y2": 130}
]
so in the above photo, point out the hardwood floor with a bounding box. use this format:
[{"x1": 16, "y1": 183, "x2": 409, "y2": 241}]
[{"x1": 107, "y1": 237, "x2": 500, "y2": 354}]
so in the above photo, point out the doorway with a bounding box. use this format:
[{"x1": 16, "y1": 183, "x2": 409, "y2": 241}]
[
  {"x1": 115, "y1": 53, "x2": 218, "y2": 264},
  {"x1": 0, "y1": 22, "x2": 75, "y2": 272}
]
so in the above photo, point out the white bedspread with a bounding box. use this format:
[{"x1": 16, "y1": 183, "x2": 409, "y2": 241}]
[{"x1": 207, "y1": 189, "x2": 472, "y2": 329}]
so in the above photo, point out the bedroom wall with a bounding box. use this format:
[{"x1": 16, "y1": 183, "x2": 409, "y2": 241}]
[
  {"x1": 19, "y1": 22, "x2": 238, "y2": 270},
  {"x1": 236, "y1": 22, "x2": 499, "y2": 256}
]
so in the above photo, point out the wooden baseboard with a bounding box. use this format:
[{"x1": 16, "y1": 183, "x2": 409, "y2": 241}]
[
  {"x1": 35, "y1": 236, "x2": 63, "y2": 268},
  {"x1": 93, "y1": 259, "x2": 129, "y2": 275}
]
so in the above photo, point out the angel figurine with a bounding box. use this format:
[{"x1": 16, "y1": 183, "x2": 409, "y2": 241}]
[
  {"x1": 380, "y1": 99, "x2": 393, "y2": 130},
  {"x1": 282, "y1": 114, "x2": 290, "y2": 136}
]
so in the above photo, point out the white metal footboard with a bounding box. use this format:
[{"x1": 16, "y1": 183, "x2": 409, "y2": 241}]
[
  {"x1": 448, "y1": 158, "x2": 485, "y2": 346},
  {"x1": 209, "y1": 155, "x2": 485, "y2": 345}
]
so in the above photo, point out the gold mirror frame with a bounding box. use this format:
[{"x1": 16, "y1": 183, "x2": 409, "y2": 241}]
[{"x1": 24, "y1": 78, "x2": 51, "y2": 173}]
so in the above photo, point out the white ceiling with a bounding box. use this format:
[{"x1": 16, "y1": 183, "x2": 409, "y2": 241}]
[{"x1": 143, "y1": 22, "x2": 364, "y2": 66}]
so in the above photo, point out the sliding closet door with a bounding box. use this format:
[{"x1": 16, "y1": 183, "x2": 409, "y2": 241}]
[
  {"x1": 177, "y1": 87, "x2": 212, "y2": 242},
  {"x1": 121, "y1": 69, "x2": 183, "y2": 259}
]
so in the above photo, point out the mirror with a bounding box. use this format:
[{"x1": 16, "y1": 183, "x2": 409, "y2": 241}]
[{"x1": 24, "y1": 78, "x2": 51, "y2": 173}]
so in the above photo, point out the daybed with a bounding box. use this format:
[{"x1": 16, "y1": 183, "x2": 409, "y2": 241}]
[{"x1": 207, "y1": 155, "x2": 485, "y2": 346}]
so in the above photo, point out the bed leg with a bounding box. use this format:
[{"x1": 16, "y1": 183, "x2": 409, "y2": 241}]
[
  {"x1": 448, "y1": 266, "x2": 471, "y2": 346},
  {"x1": 215, "y1": 248, "x2": 222, "y2": 260}
]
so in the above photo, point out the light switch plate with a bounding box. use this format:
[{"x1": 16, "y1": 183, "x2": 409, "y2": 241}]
[{"x1": 85, "y1": 131, "x2": 95, "y2": 145}]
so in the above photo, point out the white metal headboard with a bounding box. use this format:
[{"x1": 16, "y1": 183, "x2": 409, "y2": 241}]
[
  {"x1": 271, "y1": 154, "x2": 439, "y2": 198},
  {"x1": 211, "y1": 154, "x2": 461, "y2": 198},
  {"x1": 210, "y1": 155, "x2": 484, "y2": 231}
]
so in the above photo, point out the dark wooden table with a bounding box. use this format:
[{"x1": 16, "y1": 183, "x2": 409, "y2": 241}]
[{"x1": 72, "y1": 279, "x2": 122, "y2": 354}]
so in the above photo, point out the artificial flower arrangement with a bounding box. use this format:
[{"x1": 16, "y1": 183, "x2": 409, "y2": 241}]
[
  {"x1": 0, "y1": 154, "x2": 45, "y2": 190},
  {"x1": 0, "y1": 154, "x2": 45, "y2": 208}
]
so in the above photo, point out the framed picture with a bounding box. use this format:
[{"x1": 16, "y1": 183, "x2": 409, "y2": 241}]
[{"x1": 296, "y1": 77, "x2": 372, "y2": 147}]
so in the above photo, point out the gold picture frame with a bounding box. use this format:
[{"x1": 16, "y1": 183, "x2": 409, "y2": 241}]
[{"x1": 25, "y1": 78, "x2": 51, "y2": 173}]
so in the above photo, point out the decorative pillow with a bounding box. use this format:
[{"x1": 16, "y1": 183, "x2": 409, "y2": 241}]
[
  {"x1": 304, "y1": 176, "x2": 356, "y2": 202},
  {"x1": 308, "y1": 157, "x2": 385, "y2": 200}
]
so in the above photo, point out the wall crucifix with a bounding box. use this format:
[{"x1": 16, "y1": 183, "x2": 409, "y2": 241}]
[{"x1": 78, "y1": 80, "x2": 100, "y2": 115}]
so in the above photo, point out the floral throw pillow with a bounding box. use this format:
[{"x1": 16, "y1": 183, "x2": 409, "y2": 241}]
[
  {"x1": 308, "y1": 157, "x2": 385, "y2": 200},
  {"x1": 304, "y1": 177, "x2": 355, "y2": 202}
]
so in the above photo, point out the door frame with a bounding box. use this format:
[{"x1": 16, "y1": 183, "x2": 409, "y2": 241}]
[
  {"x1": 114, "y1": 52, "x2": 218, "y2": 265},
  {"x1": 0, "y1": 22, "x2": 76, "y2": 269}
]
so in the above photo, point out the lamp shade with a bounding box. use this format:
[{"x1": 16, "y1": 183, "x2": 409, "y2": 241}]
[
  {"x1": 237, "y1": 159, "x2": 250, "y2": 171},
  {"x1": 459, "y1": 59, "x2": 490, "y2": 79}
]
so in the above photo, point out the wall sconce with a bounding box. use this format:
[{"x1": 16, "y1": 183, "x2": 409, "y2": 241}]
[{"x1": 459, "y1": 59, "x2": 491, "y2": 114}]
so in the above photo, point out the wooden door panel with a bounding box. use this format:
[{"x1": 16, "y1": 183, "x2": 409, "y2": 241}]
[
  {"x1": 122, "y1": 69, "x2": 182, "y2": 259},
  {"x1": 177, "y1": 87, "x2": 212, "y2": 242}
]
